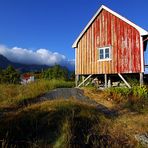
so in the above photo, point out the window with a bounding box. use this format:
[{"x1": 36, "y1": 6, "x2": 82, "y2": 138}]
[{"x1": 98, "y1": 46, "x2": 111, "y2": 61}]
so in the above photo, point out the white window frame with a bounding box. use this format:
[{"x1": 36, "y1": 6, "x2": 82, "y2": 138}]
[{"x1": 98, "y1": 46, "x2": 112, "y2": 61}]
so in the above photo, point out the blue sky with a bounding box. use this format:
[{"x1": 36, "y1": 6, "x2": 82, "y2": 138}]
[{"x1": 0, "y1": 0, "x2": 147, "y2": 66}]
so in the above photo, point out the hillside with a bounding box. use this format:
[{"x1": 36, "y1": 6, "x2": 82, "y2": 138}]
[
  {"x1": 0, "y1": 54, "x2": 15, "y2": 68},
  {"x1": 0, "y1": 54, "x2": 49, "y2": 72}
]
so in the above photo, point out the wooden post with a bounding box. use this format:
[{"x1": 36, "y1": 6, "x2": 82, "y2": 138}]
[
  {"x1": 82, "y1": 76, "x2": 85, "y2": 86},
  {"x1": 140, "y1": 73, "x2": 144, "y2": 86},
  {"x1": 104, "y1": 74, "x2": 107, "y2": 88},
  {"x1": 75, "y1": 75, "x2": 79, "y2": 87},
  {"x1": 108, "y1": 78, "x2": 111, "y2": 88}
]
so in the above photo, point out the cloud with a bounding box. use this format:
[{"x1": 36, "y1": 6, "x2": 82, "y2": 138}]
[{"x1": 0, "y1": 45, "x2": 68, "y2": 66}]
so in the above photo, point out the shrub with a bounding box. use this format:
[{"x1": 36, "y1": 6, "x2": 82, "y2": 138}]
[
  {"x1": 132, "y1": 85, "x2": 147, "y2": 99},
  {"x1": 106, "y1": 85, "x2": 148, "y2": 113},
  {"x1": 126, "y1": 86, "x2": 148, "y2": 113},
  {"x1": 105, "y1": 87, "x2": 131, "y2": 103}
]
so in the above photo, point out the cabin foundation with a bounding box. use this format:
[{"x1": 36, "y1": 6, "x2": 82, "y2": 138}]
[{"x1": 76, "y1": 73, "x2": 145, "y2": 88}]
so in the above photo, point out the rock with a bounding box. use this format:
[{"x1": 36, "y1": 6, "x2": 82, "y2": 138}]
[{"x1": 135, "y1": 132, "x2": 148, "y2": 146}]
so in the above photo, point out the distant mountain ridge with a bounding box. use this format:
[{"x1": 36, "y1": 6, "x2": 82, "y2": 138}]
[
  {"x1": 0, "y1": 54, "x2": 74, "y2": 72},
  {"x1": 0, "y1": 54, "x2": 49, "y2": 72}
]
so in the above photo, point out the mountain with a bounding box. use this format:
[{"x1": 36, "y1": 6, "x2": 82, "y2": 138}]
[
  {"x1": 0, "y1": 54, "x2": 14, "y2": 68},
  {"x1": 0, "y1": 54, "x2": 49, "y2": 72},
  {"x1": 0, "y1": 54, "x2": 74, "y2": 72}
]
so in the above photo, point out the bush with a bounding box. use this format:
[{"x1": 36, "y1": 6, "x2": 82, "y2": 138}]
[
  {"x1": 105, "y1": 87, "x2": 131, "y2": 103},
  {"x1": 132, "y1": 85, "x2": 148, "y2": 99},
  {"x1": 0, "y1": 65, "x2": 20, "y2": 84},
  {"x1": 126, "y1": 86, "x2": 148, "y2": 113},
  {"x1": 106, "y1": 86, "x2": 148, "y2": 113}
]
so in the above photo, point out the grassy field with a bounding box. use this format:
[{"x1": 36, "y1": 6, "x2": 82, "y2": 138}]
[
  {"x1": 0, "y1": 79, "x2": 74, "y2": 109},
  {"x1": 0, "y1": 80, "x2": 148, "y2": 147}
]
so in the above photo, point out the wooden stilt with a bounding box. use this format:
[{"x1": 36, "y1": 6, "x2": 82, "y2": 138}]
[
  {"x1": 75, "y1": 75, "x2": 79, "y2": 87},
  {"x1": 108, "y1": 78, "x2": 111, "y2": 88},
  {"x1": 140, "y1": 73, "x2": 144, "y2": 86},
  {"x1": 104, "y1": 74, "x2": 107, "y2": 88},
  {"x1": 82, "y1": 76, "x2": 85, "y2": 86}
]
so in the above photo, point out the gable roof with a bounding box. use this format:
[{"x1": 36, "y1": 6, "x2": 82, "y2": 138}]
[{"x1": 72, "y1": 5, "x2": 148, "y2": 48}]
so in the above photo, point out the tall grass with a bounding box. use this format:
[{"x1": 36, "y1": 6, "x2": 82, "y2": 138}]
[{"x1": 0, "y1": 79, "x2": 74, "y2": 108}]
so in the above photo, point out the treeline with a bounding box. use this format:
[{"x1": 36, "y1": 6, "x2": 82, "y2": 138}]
[
  {"x1": 0, "y1": 65, "x2": 20, "y2": 84},
  {"x1": 0, "y1": 65, "x2": 75, "y2": 84},
  {"x1": 42, "y1": 65, "x2": 74, "y2": 80}
]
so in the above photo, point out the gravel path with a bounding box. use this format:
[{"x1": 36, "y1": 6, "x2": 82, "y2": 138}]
[
  {"x1": 0, "y1": 88, "x2": 117, "y2": 117},
  {"x1": 39, "y1": 88, "x2": 117, "y2": 116}
]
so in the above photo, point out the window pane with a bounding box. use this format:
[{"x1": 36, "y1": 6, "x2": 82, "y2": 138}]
[
  {"x1": 99, "y1": 49, "x2": 104, "y2": 59},
  {"x1": 100, "y1": 49, "x2": 103, "y2": 54},
  {"x1": 105, "y1": 48, "x2": 110, "y2": 58},
  {"x1": 105, "y1": 53, "x2": 109, "y2": 58},
  {"x1": 100, "y1": 54, "x2": 104, "y2": 59}
]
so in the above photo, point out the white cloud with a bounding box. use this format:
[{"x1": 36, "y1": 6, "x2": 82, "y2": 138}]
[{"x1": 0, "y1": 45, "x2": 67, "y2": 66}]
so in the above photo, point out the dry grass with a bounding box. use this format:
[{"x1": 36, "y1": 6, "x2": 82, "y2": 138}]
[
  {"x1": 0, "y1": 79, "x2": 74, "y2": 109},
  {"x1": 83, "y1": 87, "x2": 148, "y2": 147},
  {"x1": 83, "y1": 87, "x2": 115, "y2": 109},
  {"x1": 0, "y1": 99, "x2": 110, "y2": 147},
  {"x1": 0, "y1": 83, "x2": 148, "y2": 147}
]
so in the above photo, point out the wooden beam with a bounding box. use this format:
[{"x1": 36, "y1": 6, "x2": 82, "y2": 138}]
[
  {"x1": 77, "y1": 75, "x2": 92, "y2": 88},
  {"x1": 118, "y1": 73, "x2": 131, "y2": 88}
]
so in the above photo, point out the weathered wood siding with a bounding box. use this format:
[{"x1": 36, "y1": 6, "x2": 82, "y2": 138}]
[{"x1": 76, "y1": 9, "x2": 141, "y2": 75}]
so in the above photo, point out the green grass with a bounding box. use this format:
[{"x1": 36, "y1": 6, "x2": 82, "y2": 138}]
[
  {"x1": 105, "y1": 85, "x2": 148, "y2": 113},
  {"x1": 0, "y1": 79, "x2": 74, "y2": 108}
]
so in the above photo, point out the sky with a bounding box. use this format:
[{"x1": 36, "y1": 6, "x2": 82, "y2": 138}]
[{"x1": 0, "y1": 0, "x2": 147, "y2": 67}]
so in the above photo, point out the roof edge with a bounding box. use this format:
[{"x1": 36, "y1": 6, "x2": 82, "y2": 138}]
[{"x1": 72, "y1": 5, "x2": 148, "y2": 48}]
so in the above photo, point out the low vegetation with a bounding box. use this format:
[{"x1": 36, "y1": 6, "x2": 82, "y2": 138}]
[
  {"x1": 84, "y1": 86, "x2": 148, "y2": 147},
  {"x1": 0, "y1": 65, "x2": 20, "y2": 84},
  {"x1": 0, "y1": 73, "x2": 148, "y2": 147},
  {"x1": 105, "y1": 85, "x2": 148, "y2": 113},
  {"x1": 0, "y1": 79, "x2": 74, "y2": 109}
]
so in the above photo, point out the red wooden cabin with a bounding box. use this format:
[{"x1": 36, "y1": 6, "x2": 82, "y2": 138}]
[{"x1": 72, "y1": 5, "x2": 148, "y2": 87}]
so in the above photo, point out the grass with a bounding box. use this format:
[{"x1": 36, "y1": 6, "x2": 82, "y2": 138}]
[
  {"x1": 0, "y1": 81, "x2": 148, "y2": 147},
  {"x1": 83, "y1": 87, "x2": 148, "y2": 147},
  {"x1": 0, "y1": 79, "x2": 74, "y2": 108},
  {"x1": 0, "y1": 99, "x2": 112, "y2": 147}
]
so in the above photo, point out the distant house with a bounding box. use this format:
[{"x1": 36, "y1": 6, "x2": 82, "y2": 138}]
[
  {"x1": 21, "y1": 73, "x2": 34, "y2": 84},
  {"x1": 72, "y1": 5, "x2": 148, "y2": 87}
]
